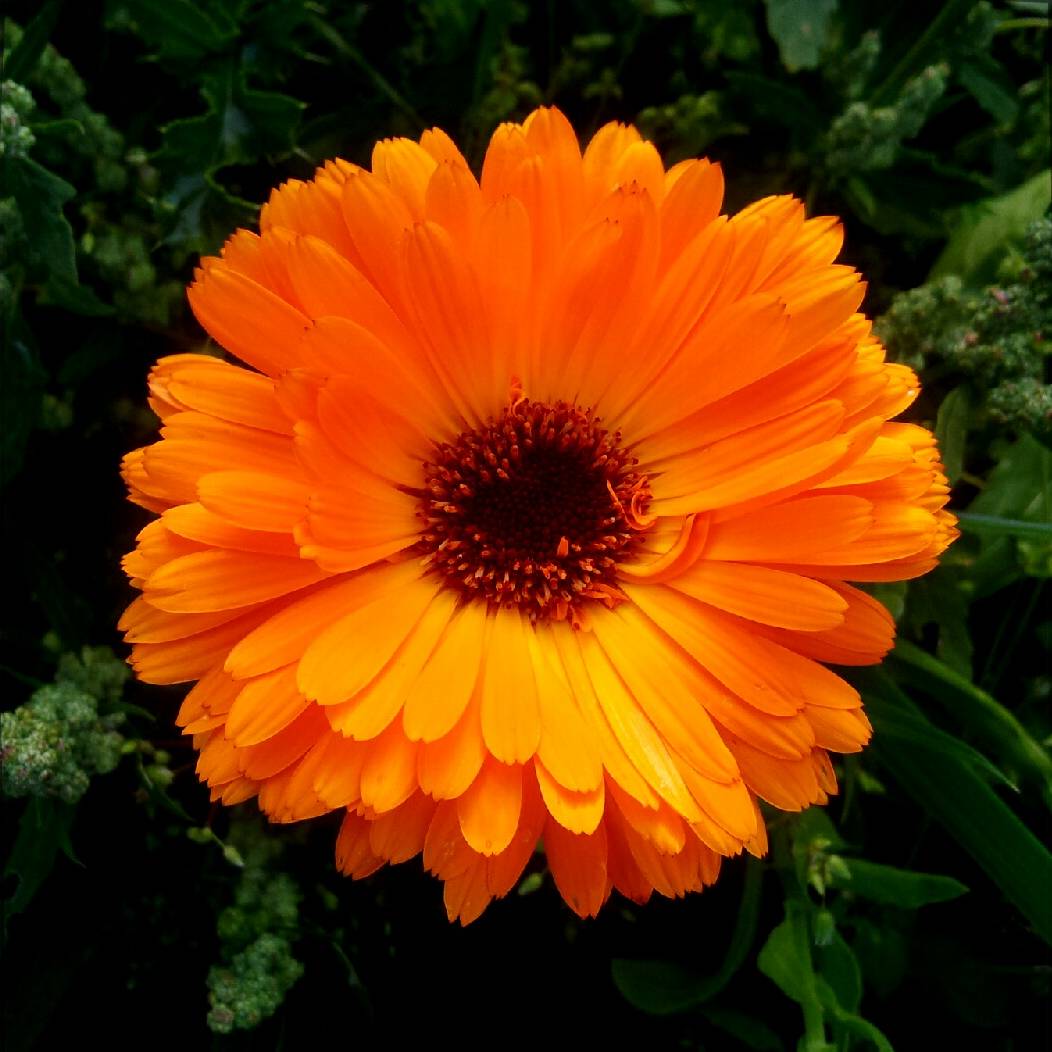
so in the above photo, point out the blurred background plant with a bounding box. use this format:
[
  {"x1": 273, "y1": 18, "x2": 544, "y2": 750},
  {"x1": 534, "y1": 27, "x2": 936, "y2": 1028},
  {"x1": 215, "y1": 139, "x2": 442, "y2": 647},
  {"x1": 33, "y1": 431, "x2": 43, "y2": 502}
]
[{"x1": 1, "y1": 1, "x2": 1048, "y2": 1048}]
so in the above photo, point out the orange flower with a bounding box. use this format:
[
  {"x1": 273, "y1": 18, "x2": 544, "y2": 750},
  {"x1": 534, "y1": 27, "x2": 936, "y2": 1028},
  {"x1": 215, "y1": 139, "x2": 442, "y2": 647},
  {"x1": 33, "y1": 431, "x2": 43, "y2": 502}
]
[{"x1": 120, "y1": 107, "x2": 956, "y2": 923}]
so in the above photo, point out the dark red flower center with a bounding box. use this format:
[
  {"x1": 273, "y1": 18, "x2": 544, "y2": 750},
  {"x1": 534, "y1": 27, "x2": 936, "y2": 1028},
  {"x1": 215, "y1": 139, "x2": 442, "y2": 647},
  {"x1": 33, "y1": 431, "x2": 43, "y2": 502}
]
[{"x1": 417, "y1": 393, "x2": 652, "y2": 623}]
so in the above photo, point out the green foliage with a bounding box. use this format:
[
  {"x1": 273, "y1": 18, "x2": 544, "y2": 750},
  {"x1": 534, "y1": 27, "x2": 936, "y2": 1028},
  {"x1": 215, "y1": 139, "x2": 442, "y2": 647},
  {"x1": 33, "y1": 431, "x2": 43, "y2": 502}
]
[
  {"x1": 823, "y1": 63, "x2": 948, "y2": 179},
  {"x1": 878, "y1": 218, "x2": 1052, "y2": 445},
  {"x1": 2, "y1": 1, "x2": 1049, "y2": 1048},
  {"x1": 764, "y1": 0, "x2": 839, "y2": 72},
  {"x1": 205, "y1": 817, "x2": 305, "y2": 1033},
  {"x1": 1, "y1": 649, "x2": 127, "y2": 803},
  {"x1": 864, "y1": 671, "x2": 1052, "y2": 947},
  {"x1": 2, "y1": 648, "x2": 129, "y2": 925},
  {"x1": 612, "y1": 856, "x2": 763, "y2": 1015},
  {"x1": 207, "y1": 933, "x2": 305, "y2": 1034},
  {"x1": 755, "y1": 814, "x2": 904, "y2": 1052}
]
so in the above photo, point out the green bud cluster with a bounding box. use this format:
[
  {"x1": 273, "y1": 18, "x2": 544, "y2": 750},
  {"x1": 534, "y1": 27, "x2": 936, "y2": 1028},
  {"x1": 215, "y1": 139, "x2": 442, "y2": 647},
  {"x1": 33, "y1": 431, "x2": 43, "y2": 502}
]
[
  {"x1": 824, "y1": 63, "x2": 948, "y2": 178},
  {"x1": 2, "y1": 22, "x2": 122, "y2": 185},
  {"x1": 216, "y1": 869, "x2": 302, "y2": 948},
  {"x1": 469, "y1": 38, "x2": 543, "y2": 143},
  {"x1": 2, "y1": 20, "x2": 184, "y2": 325},
  {"x1": 0, "y1": 80, "x2": 36, "y2": 159},
  {"x1": 822, "y1": 31, "x2": 882, "y2": 102},
  {"x1": 0, "y1": 195, "x2": 24, "y2": 314},
  {"x1": 1, "y1": 647, "x2": 128, "y2": 803},
  {"x1": 638, "y1": 92, "x2": 743, "y2": 158},
  {"x1": 0, "y1": 196, "x2": 26, "y2": 260},
  {"x1": 205, "y1": 816, "x2": 305, "y2": 1033},
  {"x1": 206, "y1": 934, "x2": 305, "y2": 1034},
  {"x1": 56, "y1": 645, "x2": 130, "y2": 705},
  {"x1": 877, "y1": 219, "x2": 1052, "y2": 442}
]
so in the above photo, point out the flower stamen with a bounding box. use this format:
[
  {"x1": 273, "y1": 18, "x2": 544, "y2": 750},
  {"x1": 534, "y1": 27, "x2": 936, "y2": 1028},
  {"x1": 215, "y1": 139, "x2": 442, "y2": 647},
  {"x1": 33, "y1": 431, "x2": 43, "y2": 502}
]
[{"x1": 418, "y1": 393, "x2": 652, "y2": 621}]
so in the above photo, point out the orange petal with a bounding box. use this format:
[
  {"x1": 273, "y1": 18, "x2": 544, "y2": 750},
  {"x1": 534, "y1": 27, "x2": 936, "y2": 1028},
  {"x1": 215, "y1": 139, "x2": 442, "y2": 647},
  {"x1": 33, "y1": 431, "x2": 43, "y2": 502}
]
[
  {"x1": 225, "y1": 560, "x2": 422, "y2": 679},
  {"x1": 669, "y1": 560, "x2": 848, "y2": 632},
  {"x1": 144, "y1": 549, "x2": 329, "y2": 614},
  {"x1": 416, "y1": 691, "x2": 486, "y2": 800},
  {"x1": 149, "y1": 354, "x2": 291, "y2": 434},
  {"x1": 359, "y1": 719, "x2": 419, "y2": 813},
  {"x1": 197, "y1": 471, "x2": 310, "y2": 532},
  {"x1": 535, "y1": 760, "x2": 604, "y2": 835},
  {"x1": 225, "y1": 664, "x2": 309, "y2": 746},
  {"x1": 479, "y1": 607, "x2": 541, "y2": 765},
  {"x1": 297, "y1": 575, "x2": 440, "y2": 706},
  {"x1": 335, "y1": 811, "x2": 385, "y2": 879},
  {"x1": 544, "y1": 816, "x2": 609, "y2": 919},
  {"x1": 369, "y1": 792, "x2": 436, "y2": 864},
  {"x1": 402, "y1": 601, "x2": 488, "y2": 742},
  {"x1": 325, "y1": 589, "x2": 457, "y2": 740},
  {"x1": 457, "y1": 758, "x2": 524, "y2": 856},
  {"x1": 575, "y1": 629, "x2": 701, "y2": 820},
  {"x1": 187, "y1": 264, "x2": 311, "y2": 375}
]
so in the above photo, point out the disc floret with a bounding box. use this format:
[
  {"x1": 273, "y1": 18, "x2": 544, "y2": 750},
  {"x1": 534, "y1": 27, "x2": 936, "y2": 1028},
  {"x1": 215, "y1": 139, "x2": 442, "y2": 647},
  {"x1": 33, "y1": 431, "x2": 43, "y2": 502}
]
[{"x1": 418, "y1": 393, "x2": 652, "y2": 622}]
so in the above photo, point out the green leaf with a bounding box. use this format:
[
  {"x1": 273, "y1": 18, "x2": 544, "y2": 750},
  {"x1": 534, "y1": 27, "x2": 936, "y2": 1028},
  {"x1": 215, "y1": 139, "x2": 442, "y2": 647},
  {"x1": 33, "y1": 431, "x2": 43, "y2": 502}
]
[
  {"x1": 763, "y1": 0, "x2": 838, "y2": 71},
  {"x1": 935, "y1": 385, "x2": 970, "y2": 485},
  {"x1": 958, "y1": 56, "x2": 1020, "y2": 126},
  {"x1": 904, "y1": 567, "x2": 973, "y2": 678},
  {"x1": 135, "y1": 753, "x2": 194, "y2": 822},
  {"x1": 815, "y1": 980, "x2": 895, "y2": 1052},
  {"x1": 930, "y1": 170, "x2": 1052, "y2": 284},
  {"x1": 724, "y1": 73, "x2": 826, "y2": 148},
  {"x1": 816, "y1": 932, "x2": 896, "y2": 1050},
  {"x1": 970, "y1": 436, "x2": 1051, "y2": 521},
  {"x1": 57, "y1": 330, "x2": 129, "y2": 386},
  {"x1": 967, "y1": 437, "x2": 1052, "y2": 583},
  {"x1": 867, "y1": 0, "x2": 975, "y2": 106},
  {"x1": 757, "y1": 906, "x2": 811, "y2": 1004},
  {"x1": 6, "y1": 156, "x2": 77, "y2": 287},
  {"x1": 38, "y1": 276, "x2": 113, "y2": 317},
  {"x1": 5, "y1": 0, "x2": 64, "y2": 81},
  {"x1": 611, "y1": 959, "x2": 718, "y2": 1017},
  {"x1": 864, "y1": 670, "x2": 1052, "y2": 945},
  {"x1": 3, "y1": 797, "x2": 77, "y2": 925},
  {"x1": 0, "y1": 328, "x2": 45, "y2": 488},
  {"x1": 108, "y1": 0, "x2": 237, "y2": 62},
  {"x1": 843, "y1": 153, "x2": 990, "y2": 238},
  {"x1": 860, "y1": 676, "x2": 1015, "y2": 789},
  {"x1": 157, "y1": 110, "x2": 225, "y2": 175},
  {"x1": 472, "y1": 0, "x2": 518, "y2": 108},
  {"x1": 157, "y1": 66, "x2": 304, "y2": 176},
  {"x1": 613, "y1": 856, "x2": 763, "y2": 1014},
  {"x1": 236, "y1": 85, "x2": 305, "y2": 155},
  {"x1": 830, "y1": 858, "x2": 969, "y2": 908},
  {"x1": 890, "y1": 640, "x2": 1052, "y2": 807},
  {"x1": 700, "y1": 1007, "x2": 784, "y2": 1051},
  {"x1": 307, "y1": 14, "x2": 425, "y2": 131},
  {"x1": 815, "y1": 931, "x2": 862, "y2": 1014},
  {"x1": 850, "y1": 918, "x2": 910, "y2": 998},
  {"x1": 762, "y1": 891, "x2": 895, "y2": 1052},
  {"x1": 956, "y1": 513, "x2": 1052, "y2": 541}
]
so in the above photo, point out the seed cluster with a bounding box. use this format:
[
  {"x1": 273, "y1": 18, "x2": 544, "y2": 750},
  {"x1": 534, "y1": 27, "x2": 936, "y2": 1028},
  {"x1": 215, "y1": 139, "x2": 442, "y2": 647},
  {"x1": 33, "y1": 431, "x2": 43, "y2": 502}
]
[{"x1": 417, "y1": 396, "x2": 652, "y2": 622}]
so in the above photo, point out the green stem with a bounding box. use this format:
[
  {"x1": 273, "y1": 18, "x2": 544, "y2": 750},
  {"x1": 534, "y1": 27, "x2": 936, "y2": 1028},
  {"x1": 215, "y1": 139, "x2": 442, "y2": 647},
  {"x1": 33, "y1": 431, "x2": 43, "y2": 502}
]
[
  {"x1": 307, "y1": 15, "x2": 425, "y2": 131},
  {"x1": 995, "y1": 17, "x2": 1050, "y2": 31}
]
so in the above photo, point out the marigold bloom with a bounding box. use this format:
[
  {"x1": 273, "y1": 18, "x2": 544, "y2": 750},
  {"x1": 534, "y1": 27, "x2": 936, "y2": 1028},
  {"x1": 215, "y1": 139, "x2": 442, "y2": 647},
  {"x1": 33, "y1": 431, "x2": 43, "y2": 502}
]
[{"x1": 120, "y1": 107, "x2": 956, "y2": 923}]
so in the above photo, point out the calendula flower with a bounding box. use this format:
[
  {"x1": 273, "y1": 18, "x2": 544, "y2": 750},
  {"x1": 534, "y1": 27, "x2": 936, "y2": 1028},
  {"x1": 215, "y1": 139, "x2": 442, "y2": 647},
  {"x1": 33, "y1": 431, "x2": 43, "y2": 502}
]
[{"x1": 120, "y1": 107, "x2": 956, "y2": 923}]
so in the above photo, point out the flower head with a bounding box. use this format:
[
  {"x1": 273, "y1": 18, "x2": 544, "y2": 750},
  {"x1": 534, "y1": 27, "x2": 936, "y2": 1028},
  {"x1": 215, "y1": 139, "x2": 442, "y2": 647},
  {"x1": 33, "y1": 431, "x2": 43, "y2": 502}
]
[{"x1": 120, "y1": 107, "x2": 956, "y2": 922}]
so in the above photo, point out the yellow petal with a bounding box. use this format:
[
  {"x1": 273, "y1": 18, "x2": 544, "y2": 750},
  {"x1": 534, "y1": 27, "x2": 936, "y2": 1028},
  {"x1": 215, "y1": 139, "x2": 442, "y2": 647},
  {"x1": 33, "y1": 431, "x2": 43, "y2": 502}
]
[
  {"x1": 457, "y1": 758, "x2": 524, "y2": 856},
  {"x1": 402, "y1": 601, "x2": 488, "y2": 742},
  {"x1": 479, "y1": 607, "x2": 541, "y2": 764},
  {"x1": 297, "y1": 576, "x2": 439, "y2": 706},
  {"x1": 535, "y1": 760, "x2": 604, "y2": 835}
]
